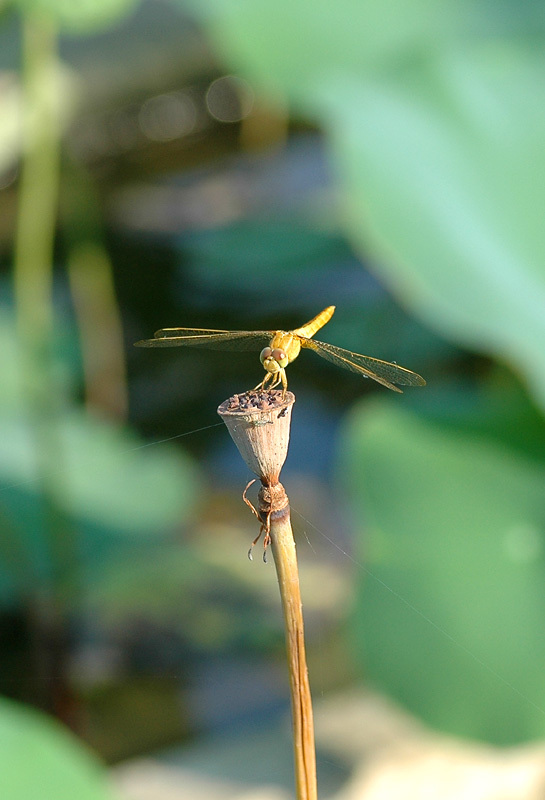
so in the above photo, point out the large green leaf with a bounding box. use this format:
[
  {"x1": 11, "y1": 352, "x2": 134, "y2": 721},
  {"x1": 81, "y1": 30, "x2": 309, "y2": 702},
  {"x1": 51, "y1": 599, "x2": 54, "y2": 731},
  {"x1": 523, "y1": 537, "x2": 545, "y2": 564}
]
[
  {"x1": 0, "y1": 697, "x2": 117, "y2": 800},
  {"x1": 340, "y1": 397, "x2": 545, "y2": 744},
  {"x1": 0, "y1": 312, "x2": 199, "y2": 535},
  {"x1": 175, "y1": 0, "x2": 545, "y2": 409},
  {"x1": 323, "y1": 46, "x2": 545, "y2": 407},
  {"x1": 15, "y1": 0, "x2": 139, "y2": 31},
  {"x1": 0, "y1": 308, "x2": 201, "y2": 605},
  {"x1": 0, "y1": 410, "x2": 200, "y2": 535},
  {"x1": 177, "y1": 0, "x2": 494, "y2": 101},
  {"x1": 0, "y1": 408, "x2": 201, "y2": 603}
]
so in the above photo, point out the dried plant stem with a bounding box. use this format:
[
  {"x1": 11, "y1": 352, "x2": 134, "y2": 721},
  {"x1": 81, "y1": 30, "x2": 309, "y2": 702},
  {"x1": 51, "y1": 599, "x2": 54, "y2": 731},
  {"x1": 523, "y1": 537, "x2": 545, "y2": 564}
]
[
  {"x1": 269, "y1": 502, "x2": 317, "y2": 800},
  {"x1": 218, "y1": 390, "x2": 318, "y2": 800}
]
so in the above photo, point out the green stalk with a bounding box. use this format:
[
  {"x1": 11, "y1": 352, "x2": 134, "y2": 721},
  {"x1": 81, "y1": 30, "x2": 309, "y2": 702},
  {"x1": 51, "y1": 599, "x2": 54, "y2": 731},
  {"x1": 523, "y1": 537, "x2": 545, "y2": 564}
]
[
  {"x1": 14, "y1": 12, "x2": 60, "y2": 355},
  {"x1": 63, "y1": 165, "x2": 129, "y2": 419},
  {"x1": 13, "y1": 11, "x2": 76, "y2": 719}
]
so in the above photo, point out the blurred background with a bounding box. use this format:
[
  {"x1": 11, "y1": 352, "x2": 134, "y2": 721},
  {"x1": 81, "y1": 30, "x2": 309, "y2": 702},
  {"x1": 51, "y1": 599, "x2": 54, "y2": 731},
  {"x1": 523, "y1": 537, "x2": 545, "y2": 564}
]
[{"x1": 2, "y1": 1, "x2": 545, "y2": 798}]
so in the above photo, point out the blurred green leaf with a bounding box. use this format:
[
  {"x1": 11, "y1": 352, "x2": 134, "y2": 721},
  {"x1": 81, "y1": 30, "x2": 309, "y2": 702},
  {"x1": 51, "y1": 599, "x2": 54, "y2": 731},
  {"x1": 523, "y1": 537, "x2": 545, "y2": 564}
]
[
  {"x1": 86, "y1": 542, "x2": 278, "y2": 651},
  {"x1": 179, "y1": 213, "x2": 347, "y2": 298},
  {"x1": 15, "y1": 0, "x2": 139, "y2": 31},
  {"x1": 0, "y1": 312, "x2": 199, "y2": 535},
  {"x1": 325, "y1": 45, "x2": 545, "y2": 409},
  {"x1": 340, "y1": 397, "x2": 545, "y2": 744},
  {"x1": 0, "y1": 410, "x2": 200, "y2": 534},
  {"x1": 0, "y1": 308, "x2": 200, "y2": 604},
  {"x1": 176, "y1": 0, "x2": 504, "y2": 99},
  {"x1": 0, "y1": 305, "x2": 82, "y2": 412},
  {"x1": 0, "y1": 696, "x2": 117, "y2": 800},
  {"x1": 176, "y1": 0, "x2": 545, "y2": 409},
  {"x1": 402, "y1": 373, "x2": 545, "y2": 463},
  {"x1": 0, "y1": 405, "x2": 201, "y2": 602},
  {"x1": 182, "y1": 220, "x2": 350, "y2": 298}
]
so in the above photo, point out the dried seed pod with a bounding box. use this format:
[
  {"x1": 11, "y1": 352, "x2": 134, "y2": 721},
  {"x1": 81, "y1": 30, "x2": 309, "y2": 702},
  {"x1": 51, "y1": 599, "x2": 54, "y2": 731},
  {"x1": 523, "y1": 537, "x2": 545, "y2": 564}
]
[{"x1": 217, "y1": 390, "x2": 295, "y2": 485}]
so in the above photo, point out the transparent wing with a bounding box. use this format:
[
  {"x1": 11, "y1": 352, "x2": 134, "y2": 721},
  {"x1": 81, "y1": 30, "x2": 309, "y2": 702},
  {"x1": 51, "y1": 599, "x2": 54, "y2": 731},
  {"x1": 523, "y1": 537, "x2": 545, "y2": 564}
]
[
  {"x1": 300, "y1": 337, "x2": 426, "y2": 392},
  {"x1": 135, "y1": 328, "x2": 273, "y2": 351}
]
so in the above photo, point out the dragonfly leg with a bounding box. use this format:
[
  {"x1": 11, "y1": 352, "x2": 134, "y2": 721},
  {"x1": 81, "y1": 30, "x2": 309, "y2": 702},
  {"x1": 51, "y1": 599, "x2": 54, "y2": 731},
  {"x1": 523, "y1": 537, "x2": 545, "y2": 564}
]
[
  {"x1": 253, "y1": 368, "x2": 287, "y2": 397},
  {"x1": 253, "y1": 371, "x2": 272, "y2": 392},
  {"x1": 268, "y1": 369, "x2": 288, "y2": 397},
  {"x1": 271, "y1": 371, "x2": 284, "y2": 389},
  {"x1": 280, "y1": 369, "x2": 288, "y2": 397}
]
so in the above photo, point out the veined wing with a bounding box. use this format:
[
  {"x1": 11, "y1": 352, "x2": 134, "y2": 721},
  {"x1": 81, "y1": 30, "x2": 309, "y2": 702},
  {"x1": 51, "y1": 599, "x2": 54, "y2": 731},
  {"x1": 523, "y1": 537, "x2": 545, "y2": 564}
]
[
  {"x1": 135, "y1": 327, "x2": 273, "y2": 350},
  {"x1": 300, "y1": 337, "x2": 426, "y2": 392}
]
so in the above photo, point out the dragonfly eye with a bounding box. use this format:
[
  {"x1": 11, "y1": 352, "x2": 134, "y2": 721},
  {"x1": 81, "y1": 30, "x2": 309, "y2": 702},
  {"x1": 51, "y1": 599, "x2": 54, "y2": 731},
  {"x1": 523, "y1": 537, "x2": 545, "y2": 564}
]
[
  {"x1": 260, "y1": 347, "x2": 272, "y2": 365},
  {"x1": 272, "y1": 348, "x2": 288, "y2": 368}
]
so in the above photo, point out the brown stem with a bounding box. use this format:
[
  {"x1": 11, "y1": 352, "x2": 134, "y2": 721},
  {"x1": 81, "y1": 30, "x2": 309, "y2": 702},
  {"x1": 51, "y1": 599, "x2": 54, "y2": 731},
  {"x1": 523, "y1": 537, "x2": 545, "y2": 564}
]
[
  {"x1": 264, "y1": 494, "x2": 317, "y2": 800},
  {"x1": 218, "y1": 390, "x2": 318, "y2": 799}
]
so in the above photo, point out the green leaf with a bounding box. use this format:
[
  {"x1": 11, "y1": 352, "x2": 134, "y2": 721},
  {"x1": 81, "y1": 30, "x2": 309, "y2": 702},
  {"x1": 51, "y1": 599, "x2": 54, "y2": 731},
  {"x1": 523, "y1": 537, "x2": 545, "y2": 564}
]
[
  {"x1": 0, "y1": 697, "x2": 117, "y2": 800},
  {"x1": 324, "y1": 46, "x2": 545, "y2": 408},
  {"x1": 340, "y1": 398, "x2": 545, "y2": 744},
  {"x1": 0, "y1": 310, "x2": 201, "y2": 603},
  {"x1": 176, "y1": 0, "x2": 491, "y2": 101},
  {"x1": 182, "y1": 220, "x2": 350, "y2": 296},
  {"x1": 176, "y1": 0, "x2": 545, "y2": 409},
  {"x1": 15, "y1": 0, "x2": 139, "y2": 31},
  {"x1": 0, "y1": 410, "x2": 200, "y2": 534}
]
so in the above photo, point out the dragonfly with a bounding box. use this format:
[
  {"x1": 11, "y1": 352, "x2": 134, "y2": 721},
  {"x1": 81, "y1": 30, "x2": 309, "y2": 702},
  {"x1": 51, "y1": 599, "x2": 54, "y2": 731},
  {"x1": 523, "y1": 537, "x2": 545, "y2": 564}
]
[{"x1": 134, "y1": 305, "x2": 426, "y2": 394}]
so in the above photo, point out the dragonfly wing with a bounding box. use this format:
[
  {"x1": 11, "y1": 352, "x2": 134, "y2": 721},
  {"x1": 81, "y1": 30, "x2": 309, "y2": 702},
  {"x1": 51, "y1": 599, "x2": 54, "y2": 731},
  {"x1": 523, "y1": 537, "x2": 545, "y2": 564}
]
[
  {"x1": 135, "y1": 329, "x2": 273, "y2": 350},
  {"x1": 155, "y1": 327, "x2": 234, "y2": 335},
  {"x1": 300, "y1": 338, "x2": 426, "y2": 392}
]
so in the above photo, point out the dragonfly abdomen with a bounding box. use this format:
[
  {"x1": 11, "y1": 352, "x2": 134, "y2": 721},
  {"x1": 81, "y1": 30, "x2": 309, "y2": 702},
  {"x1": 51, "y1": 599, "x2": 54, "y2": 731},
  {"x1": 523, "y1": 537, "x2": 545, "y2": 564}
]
[{"x1": 292, "y1": 306, "x2": 335, "y2": 340}]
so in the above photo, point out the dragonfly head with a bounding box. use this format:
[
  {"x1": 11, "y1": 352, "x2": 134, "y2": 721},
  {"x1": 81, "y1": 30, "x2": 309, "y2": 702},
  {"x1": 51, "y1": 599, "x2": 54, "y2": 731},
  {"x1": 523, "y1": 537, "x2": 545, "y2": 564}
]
[{"x1": 260, "y1": 346, "x2": 288, "y2": 374}]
